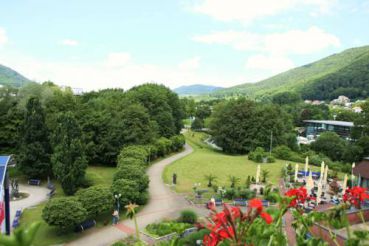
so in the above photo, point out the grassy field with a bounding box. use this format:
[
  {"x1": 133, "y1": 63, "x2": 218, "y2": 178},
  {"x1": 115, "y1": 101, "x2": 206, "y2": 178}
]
[
  {"x1": 163, "y1": 131, "x2": 322, "y2": 193},
  {"x1": 20, "y1": 166, "x2": 117, "y2": 246}
]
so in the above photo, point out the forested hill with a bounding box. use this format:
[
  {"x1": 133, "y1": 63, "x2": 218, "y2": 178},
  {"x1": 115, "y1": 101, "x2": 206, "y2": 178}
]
[
  {"x1": 212, "y1": 45, "x2": 369, "y2": 100},
  {"x1": 0, "y1": 64, "x2": 32, "y2": 87},
  {"x1": 174, "y1": 84, "x2": 223, "y2": 95}
]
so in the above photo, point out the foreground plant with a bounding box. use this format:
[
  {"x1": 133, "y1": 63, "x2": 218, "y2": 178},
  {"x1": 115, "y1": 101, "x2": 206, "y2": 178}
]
[
  {"x1": 203, "y1": 198, "x2": 282, "y2": 246},
  {"x1": 202, "y1": 185, "x2": 369, "y2": 246},
  {"x1": 0, "y1": 222, "x2": 41, "y2": 246}
]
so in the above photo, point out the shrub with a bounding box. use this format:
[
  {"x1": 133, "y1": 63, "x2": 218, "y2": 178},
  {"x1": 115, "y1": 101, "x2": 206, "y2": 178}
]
[
  {"x1": 238, "y1": 189, "x2": 255, "y2": 199},
  {"x1": 111, "y1": 179, "x2": 147, "y2": 206},
  {"x1": 224, "y1": 188, "x2": 237, "y2": 200},
  {"x1": 170, "y1": 135, "x2": 185, "y2": 151},
  {"x1": 191, "y1": 118, "x2": 204, "y2": 131},
  {"x1": 178, "y1": 210, "x2": 198, "y2": 224},
  {"x1": 117, "y1": 157, "x2": 146, "y2": 169},
  {"x1": 42, "y1": 197, "x2": 87, "y2": 230},
  {"x1": 76, "y1": 185, "x2": 114, "y2": 218},
  {"x1": 272, "y1": 145, "x2": 293, "y2": 160},
  {"x1": 146, "y1": 222, "x2": 192, "y2": 237},
  {"x1": 156, "y1": 137, "x2": 172, "y2": 156},
  {"x1": 179, "y1": 229, "x2": 210, "y2": 246},
  {"x1": 143, "y1": 144, "x2": 158, "y2": 161},
  {"x1": 113, "y1": 166, "x2": 149, "y2": 192},
  {"x1": 118, "y1": 145, "x2": 148, "y2": 164},
  {"x1": 248, "y1": 147, "x2": 274, "y2": 163}
]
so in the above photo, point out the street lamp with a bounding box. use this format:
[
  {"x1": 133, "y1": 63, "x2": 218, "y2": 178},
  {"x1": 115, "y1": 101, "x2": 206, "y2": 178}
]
[
  {"x1": 351, "y1": 163, "x2": 355, "y2": 188},
  {"x1": 114, "y1": 194, "x2": 122, "y2": 211}
]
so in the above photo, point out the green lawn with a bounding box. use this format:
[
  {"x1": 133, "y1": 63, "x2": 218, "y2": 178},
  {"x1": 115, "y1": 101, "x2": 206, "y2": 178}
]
[
  {"x1": 20, "y1": 165, "x2": 117, "y2": 246},
  {"x1": 163, "y1": 131, "x2": 322, "y2": 193}
]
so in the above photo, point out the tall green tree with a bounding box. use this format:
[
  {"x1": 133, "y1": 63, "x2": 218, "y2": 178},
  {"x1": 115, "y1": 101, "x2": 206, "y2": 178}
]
[
  {"x1": 0, "y1": 87, "x2": 22, "y2": 154},
  {"x1": 210, "y1": 99, "x2": 293, "y2": 154},
  {"x1": 51, "y1": 112, "x2": 87, "y2": 195},
  {"x1": 18, "y1": 97, "x2": 51, "y2": 178}
]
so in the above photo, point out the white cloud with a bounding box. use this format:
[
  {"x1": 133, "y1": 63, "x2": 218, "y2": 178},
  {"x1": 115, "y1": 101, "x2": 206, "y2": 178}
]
[
  {"x1": 178, "y1": 56, "x2": 201, "y2": 70},
  {"x1": 60, "y1": 39, "x2": 79, "y2": 46},
  {"x1": 193, "y1": 26, "x2": 340, "y2": 55},
  {"x1": 0, "y1": 53, "x2": 238, "y2": 91},
  {"x1": 265, "y1": 26, "x2": 340, "y2": 55},
  {"x1": 191, "y1": 0, "x2": 337, "y2": 23},
  {"x1": 0, "y1": 27, "x2": 8, "y2": 46},
  {"x1": 245, "y1": 55, "x2": 295, "y2": 74},
  {"x1": 104, "y1": 52, "x2": 132, "y2": 68}
]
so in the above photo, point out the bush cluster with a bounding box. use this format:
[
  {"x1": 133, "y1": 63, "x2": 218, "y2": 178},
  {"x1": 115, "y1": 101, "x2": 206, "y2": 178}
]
[
  {"x1": 223, "y1": 188, "x2": 256, "y2": 200},
  {"x1": 145, "y1": 221, "x2": 192, "y2": 237},
  {"x1": 111, "y1": 135, "x2": 185, "y2": 209},
  {"x1": 248, "y1": 147, "x2": 275, "y2": 163}
]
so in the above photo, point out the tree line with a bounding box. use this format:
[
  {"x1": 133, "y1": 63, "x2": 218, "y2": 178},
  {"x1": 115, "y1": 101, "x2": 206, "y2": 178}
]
[{"x1": 0, "y1": 82, "x2": 184, "y2": 195}]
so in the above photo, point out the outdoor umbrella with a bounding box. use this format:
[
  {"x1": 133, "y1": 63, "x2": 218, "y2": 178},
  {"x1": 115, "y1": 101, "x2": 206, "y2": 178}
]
[
  {"x1": 294, "y1": 164, "x2": 299, "y2": 182},
  {"x1": 342, "y1": 174, "x2": 347, "y2": 195}
]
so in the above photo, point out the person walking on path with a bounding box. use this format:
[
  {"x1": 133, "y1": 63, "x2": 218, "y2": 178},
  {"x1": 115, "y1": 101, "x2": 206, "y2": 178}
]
[{"x1": 112, "y1": 210, "x2": 119, "y2": 225}]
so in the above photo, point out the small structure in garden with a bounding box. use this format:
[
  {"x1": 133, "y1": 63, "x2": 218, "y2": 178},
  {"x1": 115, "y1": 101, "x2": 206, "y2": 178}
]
[{"x1": 352, "y1": 157, "x2": 369, "y2": 188}]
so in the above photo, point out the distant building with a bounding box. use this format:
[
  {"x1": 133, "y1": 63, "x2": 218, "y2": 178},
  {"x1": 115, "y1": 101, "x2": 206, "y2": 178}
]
[
  {"x1": 304, "y1": 100, "x2": 312, "y2": 104},
  {"x1": 353, "y1": 106, "x2": 363, "y2": 113},
  {"x1": 331, "y1": 95, "x2": 350, "y2": 106},
  {"x1": 60, "y1": 85, "x2": 85, "y2": 95},
  {"x1": 353, "y1": 158, "x2": 369, "y2": 188},
  {"x1": 304, "y1": 120, "x2": 354, "y2": 139}
]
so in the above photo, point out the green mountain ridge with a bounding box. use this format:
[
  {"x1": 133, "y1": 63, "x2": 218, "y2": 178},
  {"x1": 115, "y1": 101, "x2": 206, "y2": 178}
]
[
  {"x1": 213, "y1": 45, "x2": 369, "y2": 100},
  {"x1": 0, "y1": 64, "x2": 32, "y2": 88}
]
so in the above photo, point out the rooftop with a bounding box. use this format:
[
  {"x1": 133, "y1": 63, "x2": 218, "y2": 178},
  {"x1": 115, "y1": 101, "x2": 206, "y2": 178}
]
[
  {"x1": 303, "y1": 120, "x2": 354, "y2": 127},
  {"x1": 353, "y1": 159, "x2": 369, "y2": 179}
]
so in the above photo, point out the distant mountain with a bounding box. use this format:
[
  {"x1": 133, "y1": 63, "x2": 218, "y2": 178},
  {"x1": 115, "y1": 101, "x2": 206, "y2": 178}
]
[
  {"x1": 0, "y1": 64, "x2": 32, "y2": 88},
  {"x1": 174, "y1": 84, "x2": 224, "y2": 95},
  {"x1": 212, "y1": 45, "x2": 369, "y2": 100}
]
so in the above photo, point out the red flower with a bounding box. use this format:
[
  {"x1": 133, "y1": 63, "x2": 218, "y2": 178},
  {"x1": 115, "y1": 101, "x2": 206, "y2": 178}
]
[
  {"x1": 343, "y1": 186, "x2": 369, "y2": 209},
  {"x1": 260, "y1": 212, "x2": 273, "y2": 224},
  {"x1": 231, "y1": 206, "x2": 241, "y2": 219},
  {"x1": 249, "y1": 198, "x2": 263, "y2": 212},
  {"x1": 204, "y1": 234, "x2": 218, "y2": 246},
  {"x1": 285, "y1": 187, "x2": 308, "y2": 208}
]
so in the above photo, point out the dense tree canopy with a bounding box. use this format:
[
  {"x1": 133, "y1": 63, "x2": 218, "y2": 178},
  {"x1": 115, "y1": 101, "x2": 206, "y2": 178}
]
[
  {"x1": 17, "y1": 97, "x2": 51, "y2": 178},
  {"x1": 210, "y1": 99, "x2": 294, "y2": 154},
  {"x1": 51, "y1": 112, "x2": 87, "y2": 195}
]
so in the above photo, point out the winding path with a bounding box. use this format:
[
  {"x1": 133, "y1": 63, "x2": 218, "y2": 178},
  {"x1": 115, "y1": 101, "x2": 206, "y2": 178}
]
[{"x1": 67, "y1": 144, "x2": 194, "y2": 246}]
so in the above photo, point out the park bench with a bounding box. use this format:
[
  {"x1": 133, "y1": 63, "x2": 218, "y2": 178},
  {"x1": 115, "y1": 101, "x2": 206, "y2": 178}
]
[
  {"x1": 215, "y1": 199, "x2": 223, "y2": 206},
  {"x1": 262, "y1": 200, "x2": 270, "y2": 207},
  {"x1": 12, "y1": 209, "x2": 22, "y2": 228},
  {"x1": 180, "y1": 227, "x2": 197, "y2": 238},
  {"x1": 12, "y1": 218, "x2": 19, "y2": 228},
  {"x1": 28, "y1": 179, "x2": 41, "y2": 186},
  {"x1": 75, "y1": 219, "x2": 96, "y2": 232},
  {"x1": 233, "y1": 199, "x2": 247, "y2": 206}
]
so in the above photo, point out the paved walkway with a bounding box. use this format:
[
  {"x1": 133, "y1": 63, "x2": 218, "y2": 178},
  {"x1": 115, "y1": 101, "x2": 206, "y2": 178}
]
[
  {"x1": 67, "y1": 144, "x2": 194, "y2": 246},
  {"x1": 279, "y1": 179, "x2": 296, "y2": 246},
  {"x1": 10, "y1": 184, "x2": 49, "y2": 229}
]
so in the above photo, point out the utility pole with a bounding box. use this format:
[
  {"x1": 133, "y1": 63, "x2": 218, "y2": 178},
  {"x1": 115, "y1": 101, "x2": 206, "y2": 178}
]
[{"x1": 269, "y1": 131, "x2": 273, "y2": 156}]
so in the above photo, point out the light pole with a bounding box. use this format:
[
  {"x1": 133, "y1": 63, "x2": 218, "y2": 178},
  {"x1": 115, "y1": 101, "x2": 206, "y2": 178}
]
[
  {"x1": 351, "y1": 163, "x2": 355, "y2": 188},
  {"x1": 114, "y1": 194, "x2": 121, "y2": 211}
]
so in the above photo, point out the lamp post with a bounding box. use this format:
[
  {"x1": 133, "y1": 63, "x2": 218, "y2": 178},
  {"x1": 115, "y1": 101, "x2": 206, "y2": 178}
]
[
  {"x1": 351, "y1": 163, "x2": 355, "y2": 188},
  {"x1": 114, "y1": 194, "x2": 121, "y2": 211}
]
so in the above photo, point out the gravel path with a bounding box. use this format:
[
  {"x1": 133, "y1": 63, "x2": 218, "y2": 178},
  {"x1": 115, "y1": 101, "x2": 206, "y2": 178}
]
[
  {"x1": 10, "y1": 183, "x2": 49, "y2": 230},
  {"x1": 67, "y1": 144, "x2": 194, "y2": 246}
]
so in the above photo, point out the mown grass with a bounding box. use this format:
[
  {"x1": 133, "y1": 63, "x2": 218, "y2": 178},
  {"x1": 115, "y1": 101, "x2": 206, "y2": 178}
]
[{"x1": 163, "y1": 131, "x2": 323, "y2": 193}]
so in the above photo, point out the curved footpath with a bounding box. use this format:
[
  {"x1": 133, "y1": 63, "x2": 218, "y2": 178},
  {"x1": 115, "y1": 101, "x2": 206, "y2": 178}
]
[{"x1": 67, "y1": 144, "x2": 194, "y2": 246}]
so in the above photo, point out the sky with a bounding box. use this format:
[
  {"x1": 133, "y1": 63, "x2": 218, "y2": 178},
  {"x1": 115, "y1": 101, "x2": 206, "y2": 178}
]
[{"x1": 0, "y1": 0, "x2": 368, "y2": 91}]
